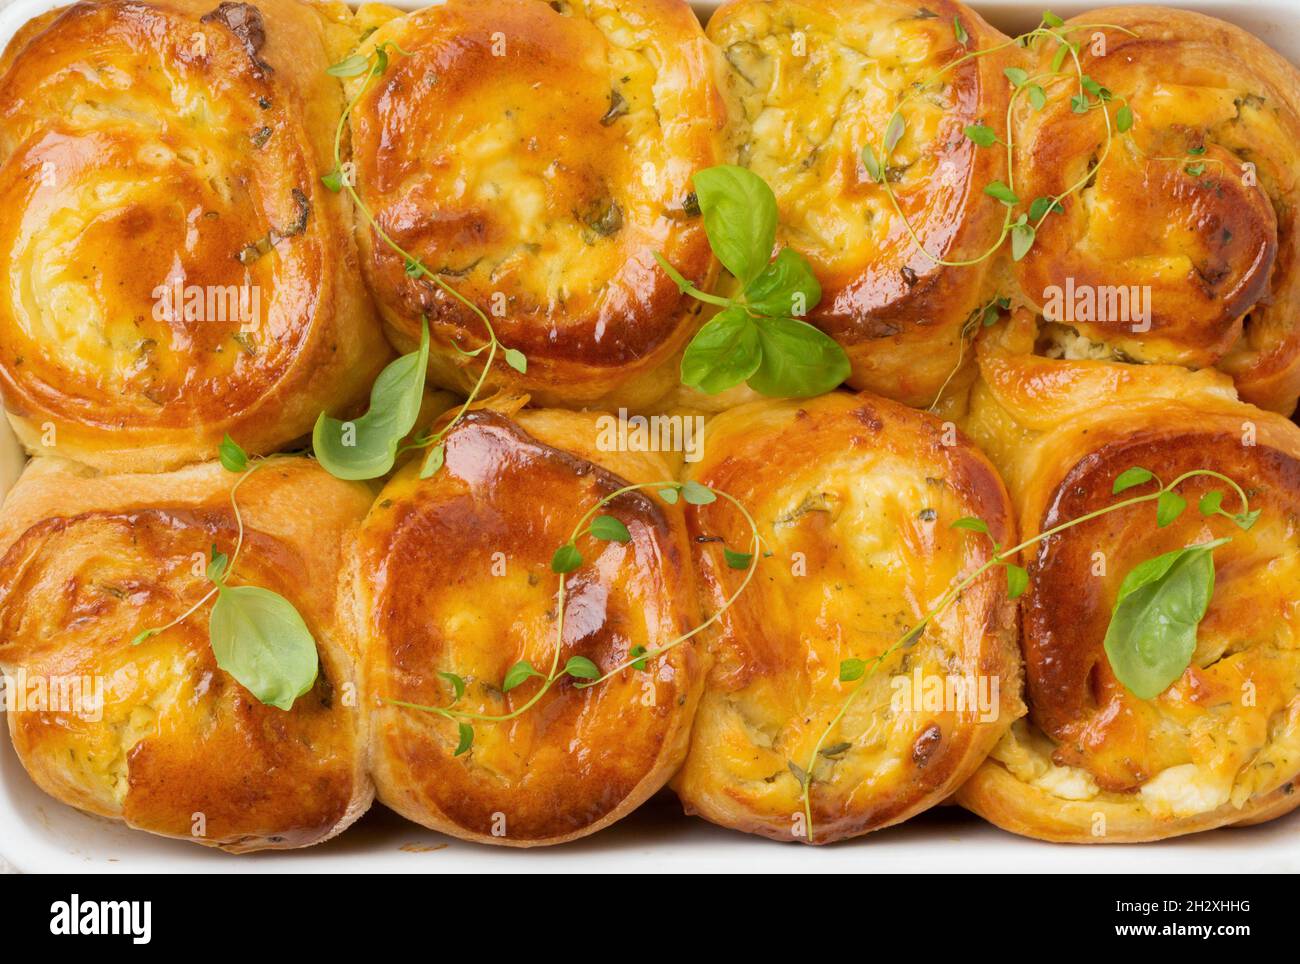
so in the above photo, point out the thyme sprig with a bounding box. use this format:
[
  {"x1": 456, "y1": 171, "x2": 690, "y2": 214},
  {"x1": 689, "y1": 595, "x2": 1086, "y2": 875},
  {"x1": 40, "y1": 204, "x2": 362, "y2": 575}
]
[
  {"x1": 863, "y1": 12, "x2": 1138, "y2": 267},
  {"x1": 797, "y1": 464, "x2": 1258, "y2": 843},
  {"x1": 385, "y1": 480, "x2": 762, "y2": 755},
  {"x1": 320, "y1": 43, "x2": 525, "y2": 479}
]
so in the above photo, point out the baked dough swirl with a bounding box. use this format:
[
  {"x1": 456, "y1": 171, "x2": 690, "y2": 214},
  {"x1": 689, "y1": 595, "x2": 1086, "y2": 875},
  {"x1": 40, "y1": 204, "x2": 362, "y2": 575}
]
[
  {"x1": 346, "y1": 0, "x2": 724, "y2": 410},
  {"x1": 1011, "y1": 6, "x2": 1300, "y2": 415},
  {"x1": 355, "y1": 408, "x2": 702, "y2": 845},
  {"x1": 0, "y1": 457, "x2": 374, "y2": 852},
  {"x1": 707, "y1": 0, "x2": 1015, "y2": 407},
  {"x1": 957, "y1": 318, "x2": 1300, "y2": 840},
  {"x1": 672, "y1": 392, "x2": 1022, "y2": 843},
  {"x1": 0, "y1": 0, "x2": 390, "y2": 471}
]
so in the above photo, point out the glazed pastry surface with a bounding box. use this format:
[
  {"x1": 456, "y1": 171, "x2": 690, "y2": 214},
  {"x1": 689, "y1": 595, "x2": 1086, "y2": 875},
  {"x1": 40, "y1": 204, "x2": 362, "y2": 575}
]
[
  {"x1": 0, "y1": 0, "x2": 390, "y2": 471},
  {"x1": 1010, "y1": 6, "x2": 1300, "y2": 414},
  {"x1": 356, "y1": 408, "x2": 703, "y2": 845},
  {"x1": 707, "y1": 0, "x2": 1015, "y2": 407},
  {"x1": 346, "y1": 0, "x2": 725, "y2": 410},
  {"x1": 673, "y1": 391, "x2": 1022, "y2": 843},
  {"x1": 958, "y1": 321, "x2": 1300, "y2": 841},
  {"x1": 0, "y1": 457, "x2": 374, "y2": 852}
]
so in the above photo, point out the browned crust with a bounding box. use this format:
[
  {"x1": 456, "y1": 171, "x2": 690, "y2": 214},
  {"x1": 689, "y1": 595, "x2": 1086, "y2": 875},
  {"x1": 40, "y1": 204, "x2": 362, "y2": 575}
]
[
  {"x1": 0, "y1": 0, "x2": 390, "y2": 471},
  {"x1": 0, "y1": 457, "x2": 375, "y2": 852},
  {"x1": 356, "y1": 409, "x2": 704, "y2": 845},
  {"x1": 674, "y1": 391, "x2": 1023, "y2": 843},
  {"x1": 349, "y1": 0, "x2": 725, "y2": 410}
]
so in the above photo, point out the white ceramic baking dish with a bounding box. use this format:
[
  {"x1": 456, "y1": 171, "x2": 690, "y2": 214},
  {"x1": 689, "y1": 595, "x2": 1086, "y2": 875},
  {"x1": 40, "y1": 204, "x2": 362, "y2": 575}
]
[{"x1": 0, "y1": 0, "x2": 1297, "y2": 873}]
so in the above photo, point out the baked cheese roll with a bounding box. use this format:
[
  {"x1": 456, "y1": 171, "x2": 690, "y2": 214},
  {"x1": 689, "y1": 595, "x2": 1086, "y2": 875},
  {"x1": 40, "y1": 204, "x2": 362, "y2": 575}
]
[
  {"x1": 356, "y1": 408, "x2": 703, "y2": 845},
  {"x1": 0, "y1": 457, "x2": 374, "y2": 852},
  {"x1": 957, "y1": 320, "x2": 1300, "y2": 841},
  {"x1": 0, "y1": 0, "x2": 390, "y2": 472},
  {"x1": 707, "y1": 0, "x2": 1015, "y2": 407},
  {"x1": 673, "y1": 392, "x2": 1022, "y2": 843},
  {"x1": 1011, "y1": 6, "x2": 1300, "y2": 414},
  {"x1": 346, "y1": 0, "x2": 724, "y2": 410}
]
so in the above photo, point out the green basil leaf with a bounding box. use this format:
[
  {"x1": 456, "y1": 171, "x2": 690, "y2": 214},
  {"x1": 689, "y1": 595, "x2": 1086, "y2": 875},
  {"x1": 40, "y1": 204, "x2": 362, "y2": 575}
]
[
  {"x1": 454, "y1": 722, "x2": 474, "y2": 756},
  {"x1": 1156, "y1": 489, "x2": 1187, "y2": 528},
  {"x1": 209, "y1": 585, "x2": 319, "y2": 711},
  {"x1": 219, "y1": 434, "x2": 248, "y2": 473},
  {"x1": 747, "y1": 315, "x2": 851, "y2": 398},
  {"x1": 692, "y1": 164, "x2": 778, "y2": 286},
  {"x1": 563, "y1": 655, "x2": 600, "y2": 680},
  {"x1": 964, "y1": 124, "x2": 997, "y2": 147},
  {"x1": 724, "y1": 548, "x2": 753, "y2": 570},
  {"x1": 591, "y1": 514, "x2": 632, "y2": 543},
  {"x1": 839, "y1": 658, "x2": 866, "y2": 682},
  {"x1": 682, "y1": 480, "x2": 716, "y2": 505},
  {"x1": 743, "y1": 247, "x2": 822, "y2": 318},
  {"x1": 1103, "y1": 539, "x2": 1230, "y2": 699},
  {"x1": 1006, "y1": 563, "x2": 1029, "y2": 600},
  {"x1": 1113, "y1": 466, "x2": 1155, "y2": 494},
  {"x1": 1116, "y1": 103, "x2": 1134, "y2": 132},
  {"x1": 439, "y1": 671, "x2": 466, "y2": 700},
  {"x1": 314, "y1": 319, "x2": 430, "y2": 480},
  {"x1": 502, "y1": 660, "x2": 542, "y2": 693},
  {"x1": 551, "y1": 543, "x2": 582, "y2": 574},
  {"x1": 680, "y1": 306, "x2": 761, "y2": 394},
  {"x1": 951, "y1": 516, "x2": 990, "y2": 535}
]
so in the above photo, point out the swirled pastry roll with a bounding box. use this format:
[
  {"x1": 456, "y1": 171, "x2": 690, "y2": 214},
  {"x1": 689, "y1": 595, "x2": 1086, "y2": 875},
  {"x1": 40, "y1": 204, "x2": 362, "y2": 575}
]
[
  {"x1": 0, "y1": 0, "x2": 390, "y2": 472},
  {"x1": 0, "y1": 457, "x2": 374, "y2": 852},
  {"x1": 346, "y1": 0, "x2": 724, "y2": 410},
  {"x1": 957, "y1": 319, "x2": 1300, "y2": 841},
  {"x1": 1011, "y1": 6, "x2": 1300, "y2": 414},
  {"x1": 706, "y1": 0, "x2": 1015, "y2": 407},
  {"x1": 672, "y1": 392, "x2": 1022, "y2": 843},
  {"x1": 355, "y1": 408, "x2": 702, "y2": 845}
]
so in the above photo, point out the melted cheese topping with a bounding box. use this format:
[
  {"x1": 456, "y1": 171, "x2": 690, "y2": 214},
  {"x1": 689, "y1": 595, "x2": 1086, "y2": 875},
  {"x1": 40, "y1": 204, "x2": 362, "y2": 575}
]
[{"x1": 674, "y1": 392, "x2": 1020, "y2": 842}]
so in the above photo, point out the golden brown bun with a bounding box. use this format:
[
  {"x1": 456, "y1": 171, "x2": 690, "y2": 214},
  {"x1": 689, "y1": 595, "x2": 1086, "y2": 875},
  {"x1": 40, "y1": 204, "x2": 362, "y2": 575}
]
[
  {"x1": 956, "y1": 318, "x2": 1300, "y2": 841},
  {"x1": 0, "y1": 0, "x2": 390, "y2": 472},
  {"x1": 0, "y1": 457, "x2": 375, "y2": 852},
  {"x1": 672, "y1": 392, "x2": 1023, "y2": 843},
  {"x1": 707, "y1": 0, "x2": 1015, "y2": 407},
  {"x1": 347, "y1": 0, "x2": 725, "y2": 410},
  {"x1": 1011, "y1": 6, "x2": 1300, "y2": 414},
  {"x1": 356, "y1": 408, "x2": 703, "y2": 846}
]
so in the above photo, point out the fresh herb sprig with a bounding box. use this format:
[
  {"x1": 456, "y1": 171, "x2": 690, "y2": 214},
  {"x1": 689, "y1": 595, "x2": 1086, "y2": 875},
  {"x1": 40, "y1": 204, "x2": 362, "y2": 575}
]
[
  {"x1": 316, "y1": 43, "x2": 526, "y2": 481},
  {"x1": 130, "y1": 436, "x2": 319, "y2": 711},
  {"x1": 655, "y1": 165, "x2": 850, "y2": 398},
  {"x1": 864, "y1": 11, "x2": 1137, "y2": 267},
  {"x1": 796, "y1": 464, "x2": 1258, "y2": 843},
  {"x1": 385, "y1": 479, "x2": 762, "y2": 755}
]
